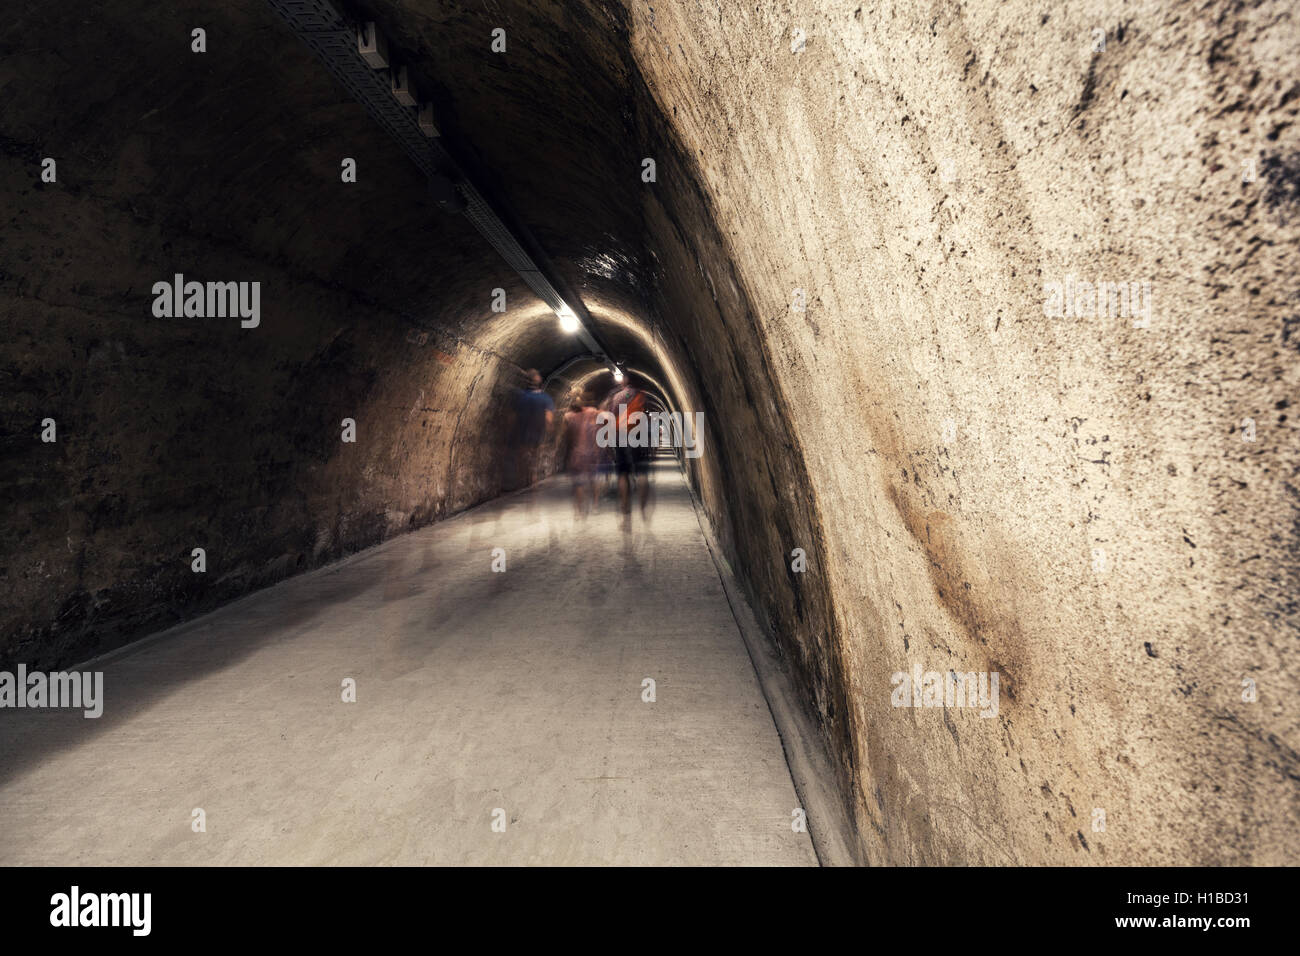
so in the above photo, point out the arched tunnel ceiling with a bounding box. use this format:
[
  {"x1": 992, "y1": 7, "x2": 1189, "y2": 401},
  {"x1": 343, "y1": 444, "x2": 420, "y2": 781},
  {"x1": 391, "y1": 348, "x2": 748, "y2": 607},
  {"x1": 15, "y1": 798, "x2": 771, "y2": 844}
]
[
  {"x1": 316, "y1": 0, "x2": 672, "y2": 383},
  {"x1": 6, "y1": 0, "x2": 672, "y2": 387},
  {"x1": 347, "y1": 0, "x2": 658, "y2": 306}
]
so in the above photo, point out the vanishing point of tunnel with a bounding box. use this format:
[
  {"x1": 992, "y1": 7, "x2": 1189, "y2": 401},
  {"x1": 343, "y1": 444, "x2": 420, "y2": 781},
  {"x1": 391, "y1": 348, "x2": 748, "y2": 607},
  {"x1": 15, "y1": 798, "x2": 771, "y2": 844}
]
[{"x1": 1, "y1": 0, "x2": 1298, "y2": 876}]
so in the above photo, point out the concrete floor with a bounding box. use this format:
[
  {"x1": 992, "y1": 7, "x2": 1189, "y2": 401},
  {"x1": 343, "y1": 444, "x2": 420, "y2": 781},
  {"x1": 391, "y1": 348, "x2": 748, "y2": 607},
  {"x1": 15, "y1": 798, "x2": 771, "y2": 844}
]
[{"x1": 0, "y1": 459, "x2": 817, "y2": 865}]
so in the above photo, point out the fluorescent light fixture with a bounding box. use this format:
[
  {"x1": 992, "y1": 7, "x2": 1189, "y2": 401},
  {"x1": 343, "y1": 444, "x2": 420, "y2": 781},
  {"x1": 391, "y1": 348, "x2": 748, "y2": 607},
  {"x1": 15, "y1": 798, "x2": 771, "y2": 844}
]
[
  {"x1": 557, "y1": 306, "x2": 580, "y2": 334},
  {"x1": 612, "y1": 368, "x2": 625, "y2": 383}
]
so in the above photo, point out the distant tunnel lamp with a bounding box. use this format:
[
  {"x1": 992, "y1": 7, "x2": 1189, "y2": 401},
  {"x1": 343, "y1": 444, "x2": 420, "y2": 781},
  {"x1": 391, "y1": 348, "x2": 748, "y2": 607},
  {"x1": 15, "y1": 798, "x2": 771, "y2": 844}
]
[
  {"x1": 558, "y1": 308, "x2": 580, "y2": 334},
  {"x1": 612, "y1": 368, "x2": 625, "y2": 383}
]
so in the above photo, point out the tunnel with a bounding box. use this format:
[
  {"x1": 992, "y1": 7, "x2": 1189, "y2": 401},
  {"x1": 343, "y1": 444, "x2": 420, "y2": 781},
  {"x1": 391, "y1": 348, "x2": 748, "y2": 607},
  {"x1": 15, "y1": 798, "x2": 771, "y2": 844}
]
[{"x1": 1, "y1": 0, "x2": 1298, "y2": 885}]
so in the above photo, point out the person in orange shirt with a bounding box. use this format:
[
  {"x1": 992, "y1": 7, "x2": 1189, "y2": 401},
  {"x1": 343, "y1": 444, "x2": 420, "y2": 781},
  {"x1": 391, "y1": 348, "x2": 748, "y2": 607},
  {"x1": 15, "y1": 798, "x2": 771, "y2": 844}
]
[{"x1": 602, "y1": 380, "x2": 650, "y2": 522}]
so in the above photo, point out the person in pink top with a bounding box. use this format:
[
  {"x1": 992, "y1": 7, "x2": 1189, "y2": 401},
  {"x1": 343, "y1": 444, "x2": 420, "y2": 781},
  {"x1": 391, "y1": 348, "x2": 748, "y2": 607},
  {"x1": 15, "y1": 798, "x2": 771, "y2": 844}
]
[{"x1": 561, "y1": 390, "x2": 600, "y2": 516}]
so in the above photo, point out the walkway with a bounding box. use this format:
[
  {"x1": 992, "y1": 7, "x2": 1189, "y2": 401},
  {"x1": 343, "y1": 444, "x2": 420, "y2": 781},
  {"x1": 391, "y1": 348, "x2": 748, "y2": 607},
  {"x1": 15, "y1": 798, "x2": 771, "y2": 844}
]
[{"x1": 0, "y1": 460, "x2": 817, "y2": 865}]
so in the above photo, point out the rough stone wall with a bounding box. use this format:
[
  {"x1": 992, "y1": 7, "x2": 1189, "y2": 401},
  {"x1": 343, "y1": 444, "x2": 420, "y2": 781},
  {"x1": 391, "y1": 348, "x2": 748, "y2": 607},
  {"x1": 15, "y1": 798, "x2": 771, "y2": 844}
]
[
  {"x1": 0, "y1": 203, "x2": 522, "y2": 668},
  {"x1": 0, "y1": 0, "x2": 544, "y2": 669},
  {"x1": 624, "y1": 0, "x2": 1300, "y2": 864}
]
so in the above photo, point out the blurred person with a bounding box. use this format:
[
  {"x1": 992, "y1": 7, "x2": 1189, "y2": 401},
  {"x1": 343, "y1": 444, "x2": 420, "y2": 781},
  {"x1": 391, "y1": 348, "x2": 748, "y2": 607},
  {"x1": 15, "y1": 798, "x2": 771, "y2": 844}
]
[
  {"x1": 561, "y1": 391, "x2": 599, "y2": 516},
  {"x1": 601, "y1": 377, "x2": 651, "y2": 524},
  {"x1": 510, "y1": 368, "x2": 555, "y2": 489},
  {"x1": 594, "y1": 408, "x2": 616, "y2": 506}
]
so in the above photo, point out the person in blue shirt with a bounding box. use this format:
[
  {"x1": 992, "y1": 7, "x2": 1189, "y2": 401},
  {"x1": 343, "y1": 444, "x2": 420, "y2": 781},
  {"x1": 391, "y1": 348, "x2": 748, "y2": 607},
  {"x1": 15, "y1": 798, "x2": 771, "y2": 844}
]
[{"x1": 510, "y1": 369, "x2": 555, "y2": 489}]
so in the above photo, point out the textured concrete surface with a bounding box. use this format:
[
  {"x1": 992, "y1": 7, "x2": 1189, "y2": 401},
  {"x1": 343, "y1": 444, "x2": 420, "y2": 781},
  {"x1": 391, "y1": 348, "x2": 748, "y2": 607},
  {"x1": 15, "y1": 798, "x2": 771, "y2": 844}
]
[{"x1": 0, "y1": 461, "x2": 816, "y2": 865}]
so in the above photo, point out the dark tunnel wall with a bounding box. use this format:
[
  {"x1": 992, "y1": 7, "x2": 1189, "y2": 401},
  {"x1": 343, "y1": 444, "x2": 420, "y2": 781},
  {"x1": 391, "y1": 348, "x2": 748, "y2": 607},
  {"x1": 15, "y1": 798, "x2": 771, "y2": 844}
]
[
  {"x1": 0, "y1": 171, "x2": 529, "y2": 667},
  {"x1": 0, "y1": 0, "x2": 601, "y2": 667}
]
